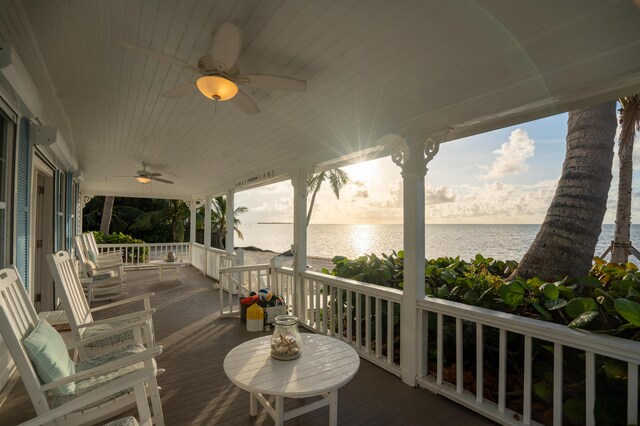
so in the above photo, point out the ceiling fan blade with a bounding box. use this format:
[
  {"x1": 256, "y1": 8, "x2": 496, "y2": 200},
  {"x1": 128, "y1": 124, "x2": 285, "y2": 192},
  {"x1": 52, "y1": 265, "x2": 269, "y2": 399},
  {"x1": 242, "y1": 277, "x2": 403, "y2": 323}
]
[
  {"x1": 150, "y1": 176, "x2": 174, "y2": 184},
  {"x1": 210, "y1": 21, "x2": 242, "y2": 72},
  {"x1": 137, "y1": 170, "x2": 162, "y2": 176},
  {"x1": 116, "y1": 41, "x2": 202, "y2": 74},
  {"x1": 237, "y1": 74, "x2": 307, "y2": 92},
  {"x1": 161, "y1": 83, "x2": 197, "y2": 98},
  {"x1": 230, "y1": 89, "x2": 260, "y2": 115}
]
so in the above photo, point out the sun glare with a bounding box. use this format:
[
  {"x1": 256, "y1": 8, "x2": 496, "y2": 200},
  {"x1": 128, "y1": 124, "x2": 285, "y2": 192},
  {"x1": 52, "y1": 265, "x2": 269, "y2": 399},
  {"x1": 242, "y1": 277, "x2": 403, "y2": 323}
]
[{"x1": 344, "y1": 161, "x2": 377, "y2": 183}]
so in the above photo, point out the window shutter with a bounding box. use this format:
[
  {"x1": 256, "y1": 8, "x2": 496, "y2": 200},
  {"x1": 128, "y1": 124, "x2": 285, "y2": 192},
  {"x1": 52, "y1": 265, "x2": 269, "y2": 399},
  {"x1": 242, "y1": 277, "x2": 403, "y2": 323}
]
[
  {"x1": 66, "y1": 171, "x2": 73, "y2": 249},
  {"x1": 15, "y1": 117, "x2": 31, "y2": 288},
  {"x1": 53, "y1": 170, "x2": 59, "y2": 252}
]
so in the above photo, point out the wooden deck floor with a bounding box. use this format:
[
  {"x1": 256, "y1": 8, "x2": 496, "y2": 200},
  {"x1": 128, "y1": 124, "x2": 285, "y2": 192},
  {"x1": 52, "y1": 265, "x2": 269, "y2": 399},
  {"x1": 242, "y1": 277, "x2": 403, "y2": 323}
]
[{"x1": 1, "y1": 266, "x2": 496, "y2": 425}]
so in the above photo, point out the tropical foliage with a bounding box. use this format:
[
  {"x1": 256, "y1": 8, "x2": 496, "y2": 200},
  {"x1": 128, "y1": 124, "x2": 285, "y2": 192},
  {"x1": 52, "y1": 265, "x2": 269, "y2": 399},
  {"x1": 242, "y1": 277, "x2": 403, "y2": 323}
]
[
  {"x1": 84, "y1": 197, "x2": 192, "y2": 242},
  {"x1": 209, "y1": 196, "x2": 247, "y2": 249},
  {"x1": 193, "y1": 196, "x2": 249, "y2": 248},
  {"x1": 324, "y1": 252, "x2": 640, "y2": 338},
  {"x1": 323, "y1": 252, "x2": 639, "y2": 424}
]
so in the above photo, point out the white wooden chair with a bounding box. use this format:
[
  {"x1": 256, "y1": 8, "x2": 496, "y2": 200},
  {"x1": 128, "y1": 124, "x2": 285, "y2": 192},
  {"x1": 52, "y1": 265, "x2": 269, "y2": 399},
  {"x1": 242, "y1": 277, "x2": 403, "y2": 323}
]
[
  {"x1": 46, "y1": 251, "x2": 157, "y2": 360},
  {"x1": 81, "y1": 231, "x2": 124, "y2": 266},
  {"x1": 74, "y1": 235, "x2": 126, "y2": 302},
  {"x1": 0, "y1": 267, "x2": 164, "y2": 426}
]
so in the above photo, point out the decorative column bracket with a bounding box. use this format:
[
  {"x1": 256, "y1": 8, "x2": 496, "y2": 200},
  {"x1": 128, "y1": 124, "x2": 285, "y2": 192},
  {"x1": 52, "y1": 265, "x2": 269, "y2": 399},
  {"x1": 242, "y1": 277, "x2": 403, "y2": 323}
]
[
  {"x1": 81, "y1": 194, "x2": 94, "y2": 210},
  {"x1": 391, "y1": 138, "x2": 440, "y2": 177}
]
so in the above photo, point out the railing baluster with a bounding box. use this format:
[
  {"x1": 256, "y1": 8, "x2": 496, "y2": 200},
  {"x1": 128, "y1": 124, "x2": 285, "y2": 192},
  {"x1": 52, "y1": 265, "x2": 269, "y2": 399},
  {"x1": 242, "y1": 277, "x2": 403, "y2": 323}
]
[
  {"x1": 387, "y1": 301, "x2": 394, "y2": 365},
  {"x1": 456, "y1": 317, "x2": 463, "y2": 394},
  {"x1": 437, "y1": 313, "x2": 443, "y2": 385},
  {"x1": 322, "y1": 282, "x2": 328, "y2": 334},
  {"x1": 338, "y1": 288, "x2": 344, "y2": 339},
  {"x1": 329, "y1": 285, "x2": 336, "y2": 336},
  {"x1": 553, "y1": 342, "x2": 563, "y2": 426},
  {"x1": 585, "y1": 351, "x2": 595, "y2": 426},
  {"x1": 417, "y1": 309, "x2": 427, "y2": 377},
  {"x1": 355, "y1": 291, "x2": 362, "y2": 349},
  {"x1": 523, "y1": 335, "x2": 532, "y2": 425},
  {"x1": 375, "y1": 297, "x2": 382, "y2": 359},
  {"x1": 629, "y1": 362, "x2": 638, "y2": 425},
  {"x1": 347, "y1": 291, "x2": 353, "y2": 344},
  {"x1": 365, "y1": 295, "x2": 371, "y2": 354},
  {"x1": 476, "y1": 323, "x2": 483, "y2": 403},
  {"x1": 498, "y1": 329, "x2": 506, "y2": 414}
]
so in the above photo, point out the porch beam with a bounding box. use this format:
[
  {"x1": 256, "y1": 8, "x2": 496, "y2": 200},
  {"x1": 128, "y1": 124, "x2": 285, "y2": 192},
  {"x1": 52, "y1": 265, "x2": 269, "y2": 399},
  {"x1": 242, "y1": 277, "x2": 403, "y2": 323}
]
[
  {"x1": 393, "y1": 138, "x2": 439, "y2": 386},
  {"x1": 225, "y1": 189, "x2": 235, "y2": 254},
  {"x1": 291, "y1": 168, "x2": 310, "y2": 317}
]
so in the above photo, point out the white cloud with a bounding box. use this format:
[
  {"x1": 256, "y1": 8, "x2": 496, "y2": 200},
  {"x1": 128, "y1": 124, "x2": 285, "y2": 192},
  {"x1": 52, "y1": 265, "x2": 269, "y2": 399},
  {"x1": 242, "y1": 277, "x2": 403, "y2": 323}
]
[
  {"x1": 427, "y1": 179, "x2": 558, "y2": 223},
  {"x1": 480, "y1": 129, "x2": 535, "y2": 179},
  {"x1": 425, "y1": 186, "x2": 457, "y2": 204}
]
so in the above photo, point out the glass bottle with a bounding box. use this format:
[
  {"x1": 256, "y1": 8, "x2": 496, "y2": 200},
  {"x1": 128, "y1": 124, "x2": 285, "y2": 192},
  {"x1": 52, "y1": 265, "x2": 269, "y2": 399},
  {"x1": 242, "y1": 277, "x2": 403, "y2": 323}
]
[{"x1": 270, "y1": 315, "x2": 302, "y2": 360}]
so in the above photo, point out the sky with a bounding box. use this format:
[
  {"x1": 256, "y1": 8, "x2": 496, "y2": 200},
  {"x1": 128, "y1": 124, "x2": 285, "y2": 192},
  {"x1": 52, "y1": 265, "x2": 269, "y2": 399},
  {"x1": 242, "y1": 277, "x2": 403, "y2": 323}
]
[{"x1": 236, "y1": 112, "x2": 639, "y2": 225}]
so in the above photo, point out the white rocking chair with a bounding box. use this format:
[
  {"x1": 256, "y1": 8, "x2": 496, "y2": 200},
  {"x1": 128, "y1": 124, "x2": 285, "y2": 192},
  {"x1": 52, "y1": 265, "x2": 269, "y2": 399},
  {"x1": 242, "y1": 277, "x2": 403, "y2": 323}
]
[
  {"x1": 46, "y1": 251, "x2": 157, "y2": 360},
  {"x1": 0, "y1": 267, "x2": 164, "y2": 426},
  {"x1": 74, "y1": 235, "x2": 126, "y2": 302},
  {"x1": 82, "y1": 231, "x2": 124, "y2": 266}
]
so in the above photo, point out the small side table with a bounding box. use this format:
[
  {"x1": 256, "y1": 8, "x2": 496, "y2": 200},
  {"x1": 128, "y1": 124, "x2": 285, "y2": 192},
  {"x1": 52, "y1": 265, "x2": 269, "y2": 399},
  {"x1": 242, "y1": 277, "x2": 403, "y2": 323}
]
[{"x1": 224, "y1": 334, "x2": 360, "y2": 425}]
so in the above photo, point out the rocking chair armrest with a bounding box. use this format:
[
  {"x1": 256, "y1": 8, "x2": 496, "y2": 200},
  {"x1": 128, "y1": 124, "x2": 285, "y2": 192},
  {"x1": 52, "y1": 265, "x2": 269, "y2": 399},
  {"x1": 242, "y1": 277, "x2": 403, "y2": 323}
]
[
  {"x1": 89, "y1": 293, "x2": 155, "y2": 312},
  {"x1": 91, "y1": 264, "x2": 123, "y2": 273},
  {"x1": 77, "y1": 309, "x2": 155, "y2": 328},
  {"x1": 22, "y1": 369, "x2": 155, "y2": 426},
  {"x1": 96, "y1": 259, "x2": 124, "y2": 268},
  {"x1": 41, "y1": 347, "x2": 162, "y2": 391},
  {"x1": 68, "y1": 319, "x2": 149, "y2": 349}
]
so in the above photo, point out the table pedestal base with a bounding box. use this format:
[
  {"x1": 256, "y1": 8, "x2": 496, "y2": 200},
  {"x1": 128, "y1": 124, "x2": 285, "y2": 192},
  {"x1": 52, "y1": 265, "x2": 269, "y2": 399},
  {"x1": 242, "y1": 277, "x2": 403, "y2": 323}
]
[{"x1": 249, "y1": 389, "x2": 338, "y2": 426}]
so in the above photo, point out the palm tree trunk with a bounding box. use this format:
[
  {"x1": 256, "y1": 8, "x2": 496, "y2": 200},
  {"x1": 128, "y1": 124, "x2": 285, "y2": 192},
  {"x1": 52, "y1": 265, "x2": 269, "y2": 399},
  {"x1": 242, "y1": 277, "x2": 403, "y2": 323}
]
[
  {"x1": 611, "y1": 148, "x2": 634, "y2": 263},
  {"x1": 511, "y1": 101, "x2": 616, "y2": 280},
  {"x1": 611, "y1": 95, "x2": 639, "y2": 263},
  {"x1": 306, "y1": 181, "x2": 322, "y2": 226},
  {"x1": 100, "y1": 196, "x2": 115, "y2": 235}
]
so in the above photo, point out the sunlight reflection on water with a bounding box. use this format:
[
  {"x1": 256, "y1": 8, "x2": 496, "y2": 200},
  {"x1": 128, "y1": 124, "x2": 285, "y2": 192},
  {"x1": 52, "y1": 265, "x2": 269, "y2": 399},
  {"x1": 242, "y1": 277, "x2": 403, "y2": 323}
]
[{"x1": 239, "y1": 224, "x2": 639, "y2": 261}]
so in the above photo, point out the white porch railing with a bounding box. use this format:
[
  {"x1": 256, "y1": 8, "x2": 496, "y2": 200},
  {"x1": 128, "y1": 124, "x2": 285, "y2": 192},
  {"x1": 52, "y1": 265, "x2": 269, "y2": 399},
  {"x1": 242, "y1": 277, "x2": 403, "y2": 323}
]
[
  {"x1": 188, "y1": 243, "x2": 239, "y2": 282},
  {"x1": 190, "y1": 243, "x2": 206, "y2": 271},
  {"x1": 219, "y1": 264, "x2": 271, "y2": 317},
  {"x1": 298, "y1": 270, "x2": 402, "y2": 376},
  {"x1": 415, "y1": 297, "x2": 640, "y2": 426},
  {"x1": 97, "y1": 242, "x2": 190, "y2": 267}
]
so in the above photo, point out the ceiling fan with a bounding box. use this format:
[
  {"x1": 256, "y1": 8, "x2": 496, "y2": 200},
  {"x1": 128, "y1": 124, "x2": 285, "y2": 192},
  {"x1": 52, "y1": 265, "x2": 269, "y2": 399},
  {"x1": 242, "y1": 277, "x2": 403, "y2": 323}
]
[
  {"x1": 119, "y1": 163, "x2": 174, "y2": 185},
  {"x1": 116, "y1": 21, "x2": 307, "y2": 115}
]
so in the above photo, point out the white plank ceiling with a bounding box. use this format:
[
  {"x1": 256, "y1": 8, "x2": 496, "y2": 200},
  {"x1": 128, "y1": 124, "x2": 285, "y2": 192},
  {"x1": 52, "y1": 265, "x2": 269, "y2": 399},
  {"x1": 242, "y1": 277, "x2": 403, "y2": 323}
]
[{"x1": 1, "y1": 0, "x2": 640, "y2": 199}]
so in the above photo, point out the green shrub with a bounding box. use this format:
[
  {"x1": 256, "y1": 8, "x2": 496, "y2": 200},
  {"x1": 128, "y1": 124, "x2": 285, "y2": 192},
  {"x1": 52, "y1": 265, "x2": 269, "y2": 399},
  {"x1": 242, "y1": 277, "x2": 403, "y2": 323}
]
[{"x1": 92, "y1": 231, "x2": 148, "y2": 263}]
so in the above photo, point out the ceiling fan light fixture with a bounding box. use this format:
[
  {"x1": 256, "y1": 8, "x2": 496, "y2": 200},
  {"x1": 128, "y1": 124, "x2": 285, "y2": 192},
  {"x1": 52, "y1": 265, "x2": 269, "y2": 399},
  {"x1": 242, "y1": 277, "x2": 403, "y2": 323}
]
[
  {"x1": 196, "y1": 75, "x2": 238, "y2": 101},
  {"x1": 136, "y1": 176, "x2": 152, "y2": 184}
]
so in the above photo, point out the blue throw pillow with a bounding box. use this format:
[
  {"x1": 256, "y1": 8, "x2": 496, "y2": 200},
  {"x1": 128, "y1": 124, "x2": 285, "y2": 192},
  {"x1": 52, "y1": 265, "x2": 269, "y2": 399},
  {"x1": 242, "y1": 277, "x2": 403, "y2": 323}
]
[
  {"x1": 23, "y1": 320, "x2": 76, "y2": 396},
  {"x1": 87, "y1": 250, "x2": 99, "y2": 265}
]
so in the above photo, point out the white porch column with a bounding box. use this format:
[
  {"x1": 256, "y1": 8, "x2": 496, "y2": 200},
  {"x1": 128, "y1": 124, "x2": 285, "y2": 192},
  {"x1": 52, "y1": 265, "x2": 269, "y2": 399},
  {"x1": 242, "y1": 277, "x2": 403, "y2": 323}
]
[
  {"x1": 204, "y1": 195, "x2": 212, "y2": 275},
  {"x1": 225, "y1": 189, "x2": 235, "y2": 254},
  {"x1": 291, "y1": 168, "x2": 310, "y2": 318},
  {"x1": 189, "y1": 200, "x2": 197, "y2": 264},
  {"x1": 392, "y1": 138, "x2": 440, "y2": 386}
]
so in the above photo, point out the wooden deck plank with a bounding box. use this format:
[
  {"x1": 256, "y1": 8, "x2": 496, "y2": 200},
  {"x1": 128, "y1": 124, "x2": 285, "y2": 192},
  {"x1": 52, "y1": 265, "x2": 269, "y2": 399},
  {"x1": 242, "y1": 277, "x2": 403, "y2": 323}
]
[{"x1": 0, "y1": 266, "x2": 495, "y2": 425}]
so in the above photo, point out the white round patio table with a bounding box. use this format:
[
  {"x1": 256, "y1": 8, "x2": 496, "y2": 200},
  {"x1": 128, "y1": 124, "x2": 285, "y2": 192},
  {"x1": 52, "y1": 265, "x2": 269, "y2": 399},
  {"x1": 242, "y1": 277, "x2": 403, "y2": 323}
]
[{"x1": 223, "y1": 334, "x2": 360, "y2": 425}]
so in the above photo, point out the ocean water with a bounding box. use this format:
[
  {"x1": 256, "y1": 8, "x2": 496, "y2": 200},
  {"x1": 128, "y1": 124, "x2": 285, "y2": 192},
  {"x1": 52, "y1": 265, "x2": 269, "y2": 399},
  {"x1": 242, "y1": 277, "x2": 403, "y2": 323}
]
[{"x1": 238, "y1": 223, "x2": 640, "y2": 261}]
